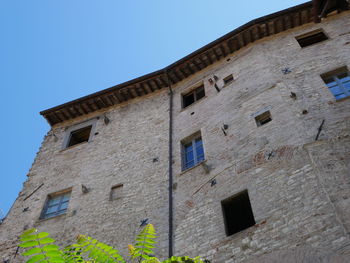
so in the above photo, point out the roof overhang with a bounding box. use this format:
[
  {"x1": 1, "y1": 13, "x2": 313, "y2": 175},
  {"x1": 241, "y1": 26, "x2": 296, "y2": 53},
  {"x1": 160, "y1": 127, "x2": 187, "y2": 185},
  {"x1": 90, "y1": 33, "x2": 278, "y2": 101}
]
[{"x1": 40, "y1": 0, "x2": 349, "y2": 126}]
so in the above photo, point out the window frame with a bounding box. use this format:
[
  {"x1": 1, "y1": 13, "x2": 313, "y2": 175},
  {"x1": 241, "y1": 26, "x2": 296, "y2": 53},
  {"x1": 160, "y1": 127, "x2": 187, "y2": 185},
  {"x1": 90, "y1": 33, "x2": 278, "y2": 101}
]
[
  {"x1": 62, "y1": 118, "x2": 97, "y2": 149},
  {"x1": 181, "y1": 132, "x2": 205, "y2": 171},
  {"x1": 40, "y1": 189, "x2": 71, "y2": 220},
  {"x1": 295, "y1": 29, "x2": 328, "y2": 48},
  {"x1": 254, "y1": 110, "x2": 272, "y2": 127},
  {"x1": 223, "y1": 74, "x2": 234, "y2": 86},
  {"x1": 221, "y1": 190, "x2": 256, "y2": 236},
  {"x1": 182, "y1": 84, "x2": 206, "y2": 108},
  {"x1": 321, "y1": 67, "x2": 350, "y2": 100}
]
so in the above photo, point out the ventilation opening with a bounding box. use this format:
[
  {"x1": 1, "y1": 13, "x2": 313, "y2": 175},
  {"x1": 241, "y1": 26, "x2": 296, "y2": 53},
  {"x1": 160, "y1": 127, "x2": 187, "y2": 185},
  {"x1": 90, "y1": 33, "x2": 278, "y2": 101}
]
[
  {"x1": 296, "y1": 29, "x2": 328, "y2": 47},
  {"x1": 182, "y1": 85, "x2": 205, "y2": 108},
  {"x1": 110, "y1": 184, "x2": 123, "y2": 200},
  {"x1": 67, "y1": 125, "x2": 92, "y2": 147},
  {"x1": 255, "y1": 111, "x2": 272, "y2": 127},
  {"x1": 221, "y1": 190, "x2": 255, "y2": 236},
  {"x1": 223, "y1": 74, "x2": 234, "y2": 85}
]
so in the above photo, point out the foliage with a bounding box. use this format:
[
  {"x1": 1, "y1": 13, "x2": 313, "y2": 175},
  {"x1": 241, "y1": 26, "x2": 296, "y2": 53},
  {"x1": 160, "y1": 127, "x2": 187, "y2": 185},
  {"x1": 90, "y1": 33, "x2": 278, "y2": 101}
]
[{"x1": 18, "y1": 224, "x2": 204, "y2": 263}]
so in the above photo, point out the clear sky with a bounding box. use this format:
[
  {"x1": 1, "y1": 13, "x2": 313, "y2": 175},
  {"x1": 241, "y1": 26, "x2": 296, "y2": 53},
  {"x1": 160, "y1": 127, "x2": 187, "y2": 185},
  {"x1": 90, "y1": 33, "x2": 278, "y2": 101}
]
[{"x1": 0, "y1": 0, "x2": 307, "y2": 217}]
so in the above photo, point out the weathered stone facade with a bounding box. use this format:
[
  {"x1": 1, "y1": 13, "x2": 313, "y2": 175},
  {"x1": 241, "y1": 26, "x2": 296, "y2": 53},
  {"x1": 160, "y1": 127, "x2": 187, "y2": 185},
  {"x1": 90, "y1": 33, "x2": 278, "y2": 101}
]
[{"x1": 1, "y1": 3, "x2": 350, "y2": 263}]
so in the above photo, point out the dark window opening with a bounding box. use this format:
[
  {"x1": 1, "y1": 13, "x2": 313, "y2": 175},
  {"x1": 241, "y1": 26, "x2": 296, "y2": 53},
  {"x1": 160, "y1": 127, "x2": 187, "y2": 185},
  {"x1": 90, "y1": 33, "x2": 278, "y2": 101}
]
[
  {"x1": 221, "y1": 190, "x2": 255, "y2": 236},
  {"x1": 255, "y1": 111, "x2": 272, "y2": 127},
  {"x1": 223, "y1": 74, "x2": 234, "y2": 85},
  {"x1": 296, "y1": 30, "x2": 328, "y2": 47},
  {"x1": 182, "y1": 85, "x2": 205, "y2": 108},
  {"x1": 67, "y1": 125, "x2": 92, "y2": 147}
]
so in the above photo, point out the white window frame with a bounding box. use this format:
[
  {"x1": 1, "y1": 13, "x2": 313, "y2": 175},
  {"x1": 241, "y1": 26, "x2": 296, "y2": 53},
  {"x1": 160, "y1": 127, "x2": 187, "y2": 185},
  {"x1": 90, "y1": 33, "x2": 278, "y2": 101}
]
[{"x1": 181, "y1": 132, "x2": 205, "y2": 171}]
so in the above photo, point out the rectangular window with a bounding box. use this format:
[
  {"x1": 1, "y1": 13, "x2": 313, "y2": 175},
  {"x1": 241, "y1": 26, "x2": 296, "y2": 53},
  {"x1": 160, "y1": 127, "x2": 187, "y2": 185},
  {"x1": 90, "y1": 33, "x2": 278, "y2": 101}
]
[
  {"x1": 295, "y1": 29, "x2": 328, "y2": 47},
  {"x1": 255, "y1": 111, "x2": 272, "y2": 127},
  {"x1": 67, "y1": 125, "x2": 92, "y2": 147},
  {"x1": 223, "y1": 74, "x2": 234, "y2": 85},
  {"x1": 221, "y1": 190, "x2": 255, "y2": 236},
  {"x1": 182, "y1": 133, "x2": 205, "y2": 171},
  {"x1": 182, "y1": 85, "x2": 205, "y2": 108},
  {"x1": 63, "y1": 119, "x2": 97, "y2": 149},
  {"x1": 40, "y1": 190, "x2": 71, "y2": 219},
  {"x1": 110, "y1": 184, "x2": 123, "y2": 201},
  {"x1": 321, "y1": 67, "x2": 350, "y2": 100}
]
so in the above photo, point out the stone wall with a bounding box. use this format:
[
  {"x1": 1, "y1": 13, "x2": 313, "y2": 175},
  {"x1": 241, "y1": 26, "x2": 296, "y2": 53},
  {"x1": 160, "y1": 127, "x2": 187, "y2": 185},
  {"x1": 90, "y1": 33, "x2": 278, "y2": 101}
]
[
  {"x1": 0, "y1": 90, "x2": 171, "y2": 261},
  {"x1": 0, "y1": 9, "x2": 350, "y2": 263},
  {"x1": 171, "y1": 10, "x2": 350, "y2": 262}
]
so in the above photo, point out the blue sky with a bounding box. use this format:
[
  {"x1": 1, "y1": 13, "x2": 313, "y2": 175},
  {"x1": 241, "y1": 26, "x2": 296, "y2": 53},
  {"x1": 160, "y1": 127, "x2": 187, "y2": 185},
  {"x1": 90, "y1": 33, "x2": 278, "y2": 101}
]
[{"x1": 0, "y1": 0, "x2": 306, "y2": 217}]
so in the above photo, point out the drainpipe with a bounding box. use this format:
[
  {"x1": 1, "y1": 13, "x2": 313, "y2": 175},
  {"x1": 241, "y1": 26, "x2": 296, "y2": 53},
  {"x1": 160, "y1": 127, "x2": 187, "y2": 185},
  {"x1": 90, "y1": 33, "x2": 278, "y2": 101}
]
[{"x1": 165, "y1": 69, "x2": 174, "y2": 258}]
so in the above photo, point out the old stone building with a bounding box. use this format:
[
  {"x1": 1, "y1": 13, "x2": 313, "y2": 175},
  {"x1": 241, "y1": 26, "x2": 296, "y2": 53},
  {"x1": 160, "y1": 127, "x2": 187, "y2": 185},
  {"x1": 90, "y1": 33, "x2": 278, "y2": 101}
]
[{"x1": 1, "y1": 0, "x2": 350, "y2": 262}]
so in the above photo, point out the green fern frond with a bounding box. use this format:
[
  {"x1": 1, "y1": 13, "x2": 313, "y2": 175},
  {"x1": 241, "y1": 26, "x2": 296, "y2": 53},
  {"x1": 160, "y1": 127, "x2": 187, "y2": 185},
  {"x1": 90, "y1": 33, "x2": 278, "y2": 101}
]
[
  {"x1": 132, "y1": 224, "x2": 157, "y2": 260},
  {"x1": 66, "y1": 235, "x2": 125, "y2": 263},
  {"x1": 19, "y1": 228, "x2": 65, "y2": 263}
]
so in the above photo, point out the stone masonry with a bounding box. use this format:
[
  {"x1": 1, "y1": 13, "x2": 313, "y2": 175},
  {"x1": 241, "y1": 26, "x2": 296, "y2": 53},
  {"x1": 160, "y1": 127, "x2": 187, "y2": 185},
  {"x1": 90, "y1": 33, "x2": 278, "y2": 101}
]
[{"x1": 1, "y1": 3, "x2": 350, "y2": 263}]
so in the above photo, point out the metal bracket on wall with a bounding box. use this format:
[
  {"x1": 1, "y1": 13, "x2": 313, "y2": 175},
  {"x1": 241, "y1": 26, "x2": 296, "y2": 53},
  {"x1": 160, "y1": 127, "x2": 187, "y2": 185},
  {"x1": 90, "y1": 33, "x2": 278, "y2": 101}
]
[
  {"x1": 23, "y1": 183, "x2": 44, "y2": 201},
  {"x1": 282, "y1": 67, "x2": 291, "y2": 74},
  {"x1": 315, "y1": 119, "x2": 325, "y2": 141}
]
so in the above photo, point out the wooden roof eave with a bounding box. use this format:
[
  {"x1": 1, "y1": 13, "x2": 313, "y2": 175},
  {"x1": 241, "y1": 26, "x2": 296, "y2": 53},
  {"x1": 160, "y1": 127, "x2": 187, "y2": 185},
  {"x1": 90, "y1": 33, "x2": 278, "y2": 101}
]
[{"x1": 41, "y1": 1, "x2": 348, "y2": 126}]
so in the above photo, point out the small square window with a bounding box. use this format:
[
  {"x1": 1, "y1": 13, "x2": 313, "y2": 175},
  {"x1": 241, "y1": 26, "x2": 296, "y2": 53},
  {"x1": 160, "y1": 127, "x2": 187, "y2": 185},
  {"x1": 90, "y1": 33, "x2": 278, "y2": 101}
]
[
  {"x1": 295, "y1": 29, "x2": 328, "y2": 48},
  {"x1": 110, "y1": 184, "x2": 123, "y2": 201},
  {"x1": 63, "y1": 119, "x2": 97, "y2": 149},
  {"x1": 67, "y1": 125, "x2": 92, "y2": 147},
  {"x1": 223, "y1": 74, "x2": 234, "y2": 85},
  {"x1": 40, "y1": 190, "x2": 71, "y2": 219},
  {"x1": 321, "y1": 67, "x2": 350, "y2": 100},
  {"x1": 181, "y1": 132, "x2": 205, "y2": 171},
  {"x1": 221, "y1": 190, "x2": 255, "y2": 236},
  {"x1": 182, "y1": 85, "x2": 205, "y2": 108},
  {"x1": 255, "y1": 111, "x2": 272, "y2": 127}
]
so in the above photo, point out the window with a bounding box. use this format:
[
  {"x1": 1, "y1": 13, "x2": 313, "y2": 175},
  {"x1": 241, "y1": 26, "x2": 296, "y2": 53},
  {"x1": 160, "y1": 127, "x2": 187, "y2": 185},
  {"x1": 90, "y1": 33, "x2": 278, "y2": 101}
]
[
  {"x1": 221, "y1": 190, "x2": 255, "y2": 236},
  {"x1": 321, "y1": 67, "x2": 350, "y2": 100},
  {"x1": 295, "y1": 29, "x2": 328, "y2": 47},
  {"x1": 182, "y1": 85, "x2": 205, "y2": 108},
  {"x1": 223, "y1": 74, "x2": 234, "y2": 85},
  {"x1": 63, "y1": 119, "x2": 97, "y2": 149},
  {"x1": 255, "y1": 111, "x2": 272, "y2": 127},
  {"x1": 40, "y1": 190, "x2": 71, "y2": 219},
  {"x1": 110, "y1": 184, "x2": 123, "y2": 201},
  {"x1": 181, "y1": 133, "x2": 205, "y2": 171},
  {"x1": 67, "y1": 125, "x2": 92, "y2": 147}
]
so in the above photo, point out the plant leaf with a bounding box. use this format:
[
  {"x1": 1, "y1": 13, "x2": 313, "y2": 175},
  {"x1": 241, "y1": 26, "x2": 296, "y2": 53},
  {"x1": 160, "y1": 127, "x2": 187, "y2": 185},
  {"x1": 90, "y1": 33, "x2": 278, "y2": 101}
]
[
  {"x1": 26, "y1": 254, "x2": 46, "y2": 263},
  {"x1": 22, "y1": 247, "x2": 42, "y2": 256},
  {"x1": 20, "y1": 228, "x2": 37, "y2": 237},
  {"x1": 39, "y1": 237, "x2": 55, "y2": 244},
  {"x1": 19, "y1": 240, "x2": 39, "y2": 248},
  {"x1": 37, "y1": 232, "x2": 50, "y2": 239}
]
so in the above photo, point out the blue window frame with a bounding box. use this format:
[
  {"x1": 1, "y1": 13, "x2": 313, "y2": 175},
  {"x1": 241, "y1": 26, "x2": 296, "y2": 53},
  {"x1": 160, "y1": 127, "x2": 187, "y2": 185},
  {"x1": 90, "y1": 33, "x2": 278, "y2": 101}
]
[
  {"x1": 41, "y1": 191, "x2": 71, "y2": 219},
  {"x1": 322, "y1": 68, "x2": 350, "y2": 100},
  {"x1": 182, "y1": 135, "x2": 205, "y2": 170}
]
